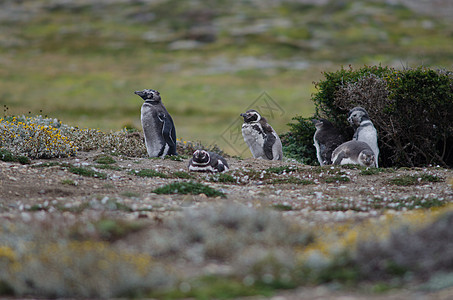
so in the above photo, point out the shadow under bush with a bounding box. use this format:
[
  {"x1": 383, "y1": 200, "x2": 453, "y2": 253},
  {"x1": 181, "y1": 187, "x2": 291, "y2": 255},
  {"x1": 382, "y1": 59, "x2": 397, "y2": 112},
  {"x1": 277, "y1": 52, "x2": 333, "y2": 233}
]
[{"x1": 284, "y1": 65, "x2": 453, "y2": 167}]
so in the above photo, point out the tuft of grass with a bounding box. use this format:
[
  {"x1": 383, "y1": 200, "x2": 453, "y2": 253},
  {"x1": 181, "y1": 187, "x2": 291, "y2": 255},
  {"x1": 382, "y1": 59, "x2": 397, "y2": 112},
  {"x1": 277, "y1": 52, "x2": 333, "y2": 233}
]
[
  {"x1": 94, "y1": 154, "x2": 116, "y2": 165},
  {"x1": 323, "y1": 175, "x2": 350, "y2": 183},
  {"x1": 0, "y1": 149, "x2": 30, "y2": 164},
  {"x1": 150, "y1": 276, "x2": 275, "y2": 299},
  {"x1": 152, "y1": 181, "x2": 226, "y2": 198},
  {"x1": 68, "y1": 165, "x2": 107, "y2": 179},
  {"x1": 95, "y1": 164, "x2": 123, "y2": 171},
  {"x1": 172, "y1": 171, "x2": 194, "y2": 179},
  {"x1": 270, "y1": 178, "x2": 314, "y2": 185},
  {"x1": 167, "y1": 155, "x2": 183, "y2": 161},
  {"x1": 61, "y1": 179, "x2": 76, "y2": 185},
  {"x1": 210, "y1": 173, "x2": 236, "y2": 183},
  {"x1": 372, "y1": 196, "x2": 446, "y2": 210},
  {"x1": 388, "y1": 174, "x2": 443, "y2": 186},
  {"x1": 360, "y1": 168, "x2": 389, "y2": 175},
  {"x1": 272, "y1": 204, "x2": 294, "y2": 211},
  {"x1": 129, "y1": 169, "x2": 168, "y2": 178}
]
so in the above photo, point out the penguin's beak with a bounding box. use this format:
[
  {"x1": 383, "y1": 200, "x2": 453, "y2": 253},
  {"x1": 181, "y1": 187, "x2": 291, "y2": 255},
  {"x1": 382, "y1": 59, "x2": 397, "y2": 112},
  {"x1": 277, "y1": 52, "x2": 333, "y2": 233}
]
[
  {"x1": 312, "y1": 119, "x2": 320, "y2": 125},
  {"x1": 134, "y1": 90, "x2": 146, "y2": 99}
]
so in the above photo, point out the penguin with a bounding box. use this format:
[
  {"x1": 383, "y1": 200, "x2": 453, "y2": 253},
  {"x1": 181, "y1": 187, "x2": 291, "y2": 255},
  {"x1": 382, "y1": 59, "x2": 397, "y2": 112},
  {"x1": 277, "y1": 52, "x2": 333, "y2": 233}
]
[
  {"x1": 347, "y1": 107, "x2": 379, "y2": 167},
  {"x1": 312, "y1": 118, "x2": 346, "y2": 166},
  {"x1": 240, "y1": 109, "x2": 283, "y2": 160},
  {"x1": 188, "y1": 150, "x2": 229, "y2": 173},
  {"x1": 331, "y1": 140, "x2": 376, "y2": 167},
  {"x1": 134, "y1": 89, "x2": 177, "y2": 157}
]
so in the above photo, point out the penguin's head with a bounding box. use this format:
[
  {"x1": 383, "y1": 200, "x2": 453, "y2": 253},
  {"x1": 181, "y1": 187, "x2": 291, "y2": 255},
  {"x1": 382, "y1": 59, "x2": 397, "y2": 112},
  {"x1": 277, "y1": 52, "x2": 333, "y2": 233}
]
[
  {"x1": 240, "y1": 109, "x2": 261, "y2": 123},
  {"x1": 312, "y1": 118, "x2": 333, "y2": 130},
  {"x1": 134, "y1": 89, "x2": 161, "y2": 102},
  {"x1": 192, "y1": 150, "x2": 210, "y2": 164},
  {"x1": 359, "y1": 150, "x2": 376, "y2": 167},
  {"x1": 347, "y1": 107, "x2": 369, "y2": 126}
]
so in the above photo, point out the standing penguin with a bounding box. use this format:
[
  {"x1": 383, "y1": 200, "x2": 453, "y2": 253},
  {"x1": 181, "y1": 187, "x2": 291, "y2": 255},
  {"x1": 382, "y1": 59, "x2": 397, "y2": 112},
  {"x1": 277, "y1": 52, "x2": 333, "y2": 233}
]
[
  {"x1": 188, "y1": 150, "x2": 229, "y2": 173},
  {"x1": 240, "y1": 109, "x2": 283, "y2": 160},
  {"x1": 331, "y1": 140, "x2": 376, "y2": 167},
  {"x1": 347, "y1": 107, "x2": 379, "y2": 167},
  {"x1": 134, "y1": 89, "x2": 177, "y2": 157},
  {"x1": 312, "y1": 118, "x2": 346, "y2": 166}
]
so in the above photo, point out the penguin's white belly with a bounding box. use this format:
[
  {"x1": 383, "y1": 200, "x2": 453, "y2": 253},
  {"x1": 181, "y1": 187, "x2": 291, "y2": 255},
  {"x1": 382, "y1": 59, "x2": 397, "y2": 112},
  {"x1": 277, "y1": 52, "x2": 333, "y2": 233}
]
[
  {"x1": 141, "y1": 106, "x2": 164, "y2": 157},
  {"x1": 313, "y1": 136, "x2": 324, "y2": 166},
  {"x1": 336, "y1": 157, "x2": 356, "y2": 165},
  {"x1": 242, "y1": 124, "x2": 265, "y2": 158}
]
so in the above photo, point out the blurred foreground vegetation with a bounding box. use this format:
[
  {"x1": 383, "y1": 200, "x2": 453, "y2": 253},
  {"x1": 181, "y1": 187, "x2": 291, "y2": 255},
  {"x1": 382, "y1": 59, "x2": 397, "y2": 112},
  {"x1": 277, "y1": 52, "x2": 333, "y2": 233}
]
[{"x1": 1, "y1": 0, "x2": 453, "y2": 155}]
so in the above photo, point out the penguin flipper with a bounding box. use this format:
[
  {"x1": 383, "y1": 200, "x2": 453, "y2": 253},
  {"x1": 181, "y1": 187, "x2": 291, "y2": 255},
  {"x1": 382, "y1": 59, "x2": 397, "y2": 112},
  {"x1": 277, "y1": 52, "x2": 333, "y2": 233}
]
[
  {"x1": 319, "y1": 143, "x2": 330, "y2": 165},
  {"x1": 333, "y1": 151, "x2": 347, "y2": 165},
  {"x1": 263, "y1": 133, "x2": 276, "y2": 160},
  {"x1": 160, "y1": 113, "x2": 177, "y2": 156}
]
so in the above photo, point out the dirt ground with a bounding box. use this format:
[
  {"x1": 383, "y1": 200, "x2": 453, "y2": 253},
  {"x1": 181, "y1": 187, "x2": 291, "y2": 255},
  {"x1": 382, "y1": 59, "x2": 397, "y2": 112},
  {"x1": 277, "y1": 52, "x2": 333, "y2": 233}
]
[{"x1": 1, "y1": 151, "x2": 453, "y2": 299}]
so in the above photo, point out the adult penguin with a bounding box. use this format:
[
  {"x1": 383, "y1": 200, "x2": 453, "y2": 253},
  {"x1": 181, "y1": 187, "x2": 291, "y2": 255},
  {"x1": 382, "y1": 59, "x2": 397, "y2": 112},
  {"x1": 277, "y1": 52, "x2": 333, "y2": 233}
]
[
  {"x1": 134, "y1": 89, "x2": 177, "y2": 157},
  {"x1": 312, "y1": 118, "x2": 345, "y2": 165},
  {"x1": 240, "y1": 109, "x2": 283, "y2": 160}
]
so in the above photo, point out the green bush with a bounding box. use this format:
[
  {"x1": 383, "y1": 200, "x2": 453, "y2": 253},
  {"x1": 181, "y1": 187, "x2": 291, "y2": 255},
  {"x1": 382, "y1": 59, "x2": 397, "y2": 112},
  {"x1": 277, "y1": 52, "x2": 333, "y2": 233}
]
[
  {"x1": 284, "y1": 66, "x2": 453, "y2": 167},
  {"x1": 281, "y1": 116, "x2": 317, "y2": 165}
]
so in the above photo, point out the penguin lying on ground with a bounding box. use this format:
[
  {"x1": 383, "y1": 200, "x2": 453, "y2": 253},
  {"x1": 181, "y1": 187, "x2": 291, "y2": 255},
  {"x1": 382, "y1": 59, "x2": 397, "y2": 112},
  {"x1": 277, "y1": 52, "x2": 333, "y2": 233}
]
[
  {"x1": 134, "y1": 89, "x2": 177, "y2": 158},
  {"x1": 312, "y1": 118, "x2": 346, "y2": 166},
  {"x1": 347, "y1": 107, "x2": 379, "y2": 167},
  {"x1": 331, "y1": 140, "x2": 376, "y2": 167},
  {"x1": 240, "y1": 109, "x2": 283, "y2": 160},
  {"x1": 188, "y1": 150, "x2": 229, "y2": 173}
]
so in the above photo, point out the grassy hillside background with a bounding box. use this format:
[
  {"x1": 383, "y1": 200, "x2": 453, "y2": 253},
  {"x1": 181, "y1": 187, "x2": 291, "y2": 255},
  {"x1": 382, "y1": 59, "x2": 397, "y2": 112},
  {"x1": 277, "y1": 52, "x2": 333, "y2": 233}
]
[{"x1": 1, "y1": 0, "x2": 453, "y2": 155}]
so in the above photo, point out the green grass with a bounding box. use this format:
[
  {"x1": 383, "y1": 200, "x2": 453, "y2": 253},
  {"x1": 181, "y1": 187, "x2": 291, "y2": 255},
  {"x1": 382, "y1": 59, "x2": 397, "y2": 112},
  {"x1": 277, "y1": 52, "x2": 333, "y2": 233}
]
[
  {"x1": 172, "y1": 171, "x2": 194, "y2": 179},
  {"x1": 272, "y1": 204, "x2": 294, "y2": 211},
  {"x1": 388, "y1": 174, "x2": 443, "y2": 186},
  {"x1": 270, "y1": 178, "x2": 314, "y2": 185},
  {"x1": 95, "y1": 164, "x2": 123, "y2": 171},
  {"x1": 323, "y1": 175, "x2": 351, "y2": 183},
  {"x1": 372, "y1": 196, "x2": 446, "y2": 210},
  {"x1": 67, "y1": 165, "x2": 107, "y2": 179},
  {"x1": 94, "y1": 155, "x2": 116, "y2": 164},
  {"x1": 61, "y1": 179, "x2": 76, "y2": 185},
  {"x1": 0, "y1": 149, "x2": 30, "y2": 164},
  {"x1": 210, "y1": 173, "x2": 236, "y2": 183},
  {"x1": 152, "y1": 181, "x2": 226, "y2": 198}
]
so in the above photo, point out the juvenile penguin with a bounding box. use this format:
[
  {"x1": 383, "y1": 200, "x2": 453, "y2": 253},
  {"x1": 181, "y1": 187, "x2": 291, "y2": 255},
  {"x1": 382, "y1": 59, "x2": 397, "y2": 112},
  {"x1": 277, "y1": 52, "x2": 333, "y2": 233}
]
[
  {"x1": 240, "y1": 109, "x2": 283, "y2": 160},
  {"x1": 347, "y1": 107, "x2": 379, "y2": 167},
  {"x1": 312, "y1": 118, "x2": 346, "y2": 166},
  {"x1": 135, "y1": 89, "x2": 177, "y2": 157},
  {"x1": 331, "y1": 140, "x2": 376, "y2": 167},
  {"x1": 188, "y1": 150, "x2": 229, "y2": 173}
]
